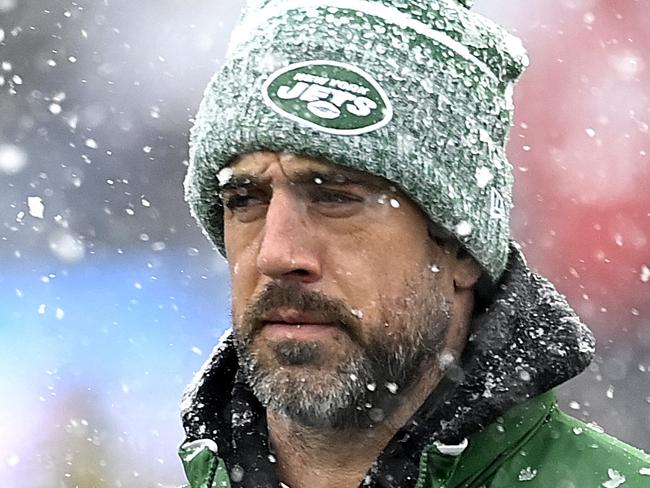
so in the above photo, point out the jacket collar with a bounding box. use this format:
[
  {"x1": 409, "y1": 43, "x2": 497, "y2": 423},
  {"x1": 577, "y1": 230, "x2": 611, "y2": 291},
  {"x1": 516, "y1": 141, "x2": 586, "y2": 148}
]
[{"x1": 180, "y1": 243, "x2": 595, "y2": 487}]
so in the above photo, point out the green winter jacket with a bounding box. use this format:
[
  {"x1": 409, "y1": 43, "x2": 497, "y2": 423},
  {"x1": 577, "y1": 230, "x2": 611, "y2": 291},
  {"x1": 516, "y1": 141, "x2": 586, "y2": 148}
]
[
  {"x1": 179, "y1": 391, "x2": 650, "y2": 487},
  {"x1": 179, "y1": 246, "x2": 650, "y2": 488}
]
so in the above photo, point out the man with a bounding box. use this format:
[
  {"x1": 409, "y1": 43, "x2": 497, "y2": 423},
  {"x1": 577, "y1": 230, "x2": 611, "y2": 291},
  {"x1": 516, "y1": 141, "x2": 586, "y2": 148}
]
[{"x1": 180, "y1": 0, "x2": 650, "y2": 487}]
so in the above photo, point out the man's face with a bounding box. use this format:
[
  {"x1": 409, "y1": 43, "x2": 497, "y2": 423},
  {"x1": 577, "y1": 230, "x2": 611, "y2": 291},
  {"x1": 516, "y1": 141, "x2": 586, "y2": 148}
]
[{"x1": 223, "y1": 152, "x2": 462, "y2": 428}]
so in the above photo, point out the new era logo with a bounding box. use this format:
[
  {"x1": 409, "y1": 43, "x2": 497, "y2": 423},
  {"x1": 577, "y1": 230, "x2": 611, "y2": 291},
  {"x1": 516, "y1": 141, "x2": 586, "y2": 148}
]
[{"x1": 490, "y1": 188, "x2": 506, "y2": 219}]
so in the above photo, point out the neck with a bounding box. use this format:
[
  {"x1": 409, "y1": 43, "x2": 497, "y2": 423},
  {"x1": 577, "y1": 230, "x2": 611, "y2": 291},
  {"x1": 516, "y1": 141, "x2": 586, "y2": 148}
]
[{"x1": 267, "y1": 364, "x2": 443, "y2": 488}]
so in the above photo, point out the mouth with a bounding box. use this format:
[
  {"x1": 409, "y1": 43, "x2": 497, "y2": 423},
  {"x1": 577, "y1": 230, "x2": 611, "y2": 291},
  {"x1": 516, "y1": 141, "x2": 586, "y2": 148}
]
[
  {"x1": 262, "y1": 308, "x2": 335, "y2": 325},
  {"x1": 260, "y1": 310, "x2": 339, "y2": 339}
]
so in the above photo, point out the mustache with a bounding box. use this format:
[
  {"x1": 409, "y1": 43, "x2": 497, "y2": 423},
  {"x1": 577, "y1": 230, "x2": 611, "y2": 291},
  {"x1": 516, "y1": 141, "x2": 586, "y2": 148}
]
[{"x1": 241, "y1": 282, "x2": 364, "y2": 344}]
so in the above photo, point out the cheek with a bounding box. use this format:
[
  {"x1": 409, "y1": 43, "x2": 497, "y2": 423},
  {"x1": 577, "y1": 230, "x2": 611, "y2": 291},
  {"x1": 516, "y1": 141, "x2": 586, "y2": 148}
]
[
  {"x1": 228, "y1": 255, "x2": 259, "y2": 325},
  {"x1": 337, "y1": 244, "x2": 436, "y2": 334},
  {"x1": 336, "y1": 237, "x2": 427, "y2": 292},
  {"x1": 224, "y1": 215, "x2": 265, "y2": 261}
]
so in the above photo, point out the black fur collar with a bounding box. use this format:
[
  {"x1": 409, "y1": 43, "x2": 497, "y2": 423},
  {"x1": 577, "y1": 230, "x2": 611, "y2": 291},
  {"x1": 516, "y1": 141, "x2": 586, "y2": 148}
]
[{"x1": 181, "y1": 243, "x2": 595, "y2": 487}]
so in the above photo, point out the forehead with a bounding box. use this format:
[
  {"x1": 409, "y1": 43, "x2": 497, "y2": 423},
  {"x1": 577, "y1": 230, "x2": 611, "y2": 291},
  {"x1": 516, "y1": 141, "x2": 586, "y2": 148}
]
[{"x1": 229, "y1": 151, "x2": 389, "y2": 187}]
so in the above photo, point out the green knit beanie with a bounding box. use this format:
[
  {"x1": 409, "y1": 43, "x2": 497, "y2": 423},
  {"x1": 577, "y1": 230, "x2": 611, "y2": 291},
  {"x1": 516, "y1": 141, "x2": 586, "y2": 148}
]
[{"x1": 185, "y1": 0, "x2": 529, "y2": 281}]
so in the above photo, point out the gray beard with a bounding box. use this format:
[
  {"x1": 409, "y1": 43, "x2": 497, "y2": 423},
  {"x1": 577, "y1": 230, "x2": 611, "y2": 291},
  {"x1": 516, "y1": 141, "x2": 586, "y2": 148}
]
[{"x1": 233, "y1": 281, "x2": 450, "y2": 430}]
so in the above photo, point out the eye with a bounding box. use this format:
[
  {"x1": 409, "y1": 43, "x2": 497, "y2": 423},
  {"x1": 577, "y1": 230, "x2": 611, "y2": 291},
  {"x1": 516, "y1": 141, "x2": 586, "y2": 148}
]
[
  {"x1": 221, "y1": 189, "x2": 268, "y2": 221},
  {"x1": 307, "y1": 187, "x2": 365, "y2": 217},
  {"x1": 313, "y1": 189, "x2": 363, "y2": 204},
  {"x1": 223, "y1": 193, "x2": 257, "y2": 210}
]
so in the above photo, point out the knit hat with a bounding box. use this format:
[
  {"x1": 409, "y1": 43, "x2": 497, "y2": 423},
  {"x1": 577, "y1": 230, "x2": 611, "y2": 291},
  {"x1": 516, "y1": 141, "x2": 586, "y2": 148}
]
[{"x1": 185, "y1": 0, "x2": 529, "y2": 281}]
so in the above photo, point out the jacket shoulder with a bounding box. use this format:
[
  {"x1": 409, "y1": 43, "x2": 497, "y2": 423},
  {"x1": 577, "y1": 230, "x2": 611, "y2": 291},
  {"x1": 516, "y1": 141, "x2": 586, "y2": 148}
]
[
  {"x1": 428, "y1": 393, "x2": 650, "y2": 488},
  {"x1": 486, "y1": 402, "x2": 650, "y2": 487}
]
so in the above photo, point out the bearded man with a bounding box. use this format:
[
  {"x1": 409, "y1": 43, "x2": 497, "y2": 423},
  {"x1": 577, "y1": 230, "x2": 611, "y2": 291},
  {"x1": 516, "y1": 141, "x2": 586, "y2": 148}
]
[{"x1": 178, "y1": 1, "x2": 650, "y2": 487}]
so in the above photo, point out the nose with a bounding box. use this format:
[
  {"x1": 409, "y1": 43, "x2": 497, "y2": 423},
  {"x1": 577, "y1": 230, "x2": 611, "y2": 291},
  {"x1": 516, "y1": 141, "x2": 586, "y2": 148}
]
[{"x1": 256, "y1": 190, "x2": 322, "y2": 283}]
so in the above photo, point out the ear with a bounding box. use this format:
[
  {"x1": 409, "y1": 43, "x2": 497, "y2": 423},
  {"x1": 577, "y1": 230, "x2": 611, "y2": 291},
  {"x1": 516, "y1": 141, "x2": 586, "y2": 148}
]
[{"x1": 451, "y1": 246, "x2": 482, "y2": 290}]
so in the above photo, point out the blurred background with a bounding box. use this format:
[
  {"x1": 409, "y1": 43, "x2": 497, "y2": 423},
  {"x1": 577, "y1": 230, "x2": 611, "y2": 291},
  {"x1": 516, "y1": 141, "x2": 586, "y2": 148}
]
[{"x1": 1, "y1": 0, "x2": 648, "y2": 486}]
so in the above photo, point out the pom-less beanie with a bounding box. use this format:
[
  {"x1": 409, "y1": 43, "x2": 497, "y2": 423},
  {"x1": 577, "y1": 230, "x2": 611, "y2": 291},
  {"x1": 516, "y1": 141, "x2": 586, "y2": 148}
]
[{"x1": 185, "y1": 0, "x2": 529, "y2": 281}]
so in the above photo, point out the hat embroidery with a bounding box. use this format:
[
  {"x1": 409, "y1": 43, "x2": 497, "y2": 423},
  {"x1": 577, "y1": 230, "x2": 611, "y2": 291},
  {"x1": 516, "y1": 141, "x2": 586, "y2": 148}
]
[
  {"x1": 490, "y1": 188, "x2": 507, "y2": 219},
  {"x1": 262, "y1": 60, "x2": 394, "y2": 136}
]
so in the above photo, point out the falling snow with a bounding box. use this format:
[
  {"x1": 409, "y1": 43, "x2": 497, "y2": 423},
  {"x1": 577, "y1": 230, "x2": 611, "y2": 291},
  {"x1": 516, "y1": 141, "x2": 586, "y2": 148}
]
[
  {"x1": 6, "y1": 454, "x2": 20, "y2": 467},
  {"x1": 84, "y1": 138, "x2": 98, "y2": 149},
  {"x1": 455, "y1": 221, "x2": 473, "y2": 237},
  {"x1": 640, "y1": 265, "x2": 650, "y2": 283},
  {"x1": 230, "y1": 465, "x2": 245, "y2": 483},
  {"x1": 385, "y1": 382, "x2": 398, "y2": 394},
  {"x1": 48, "y1": 103, "x2": 62, "y2": 114},
  {"x1": 48, "y1": 232, "x2": 85, "y2": 263},
  {"x1": 0, "y1": 144, "x2": 27, "y2": 174},
  {"x1": 475, "y1": 166, "x2": 494, "y2": 189},
  {"x1": 27, "y1": 196, "x2": 45, "y2": 219}
]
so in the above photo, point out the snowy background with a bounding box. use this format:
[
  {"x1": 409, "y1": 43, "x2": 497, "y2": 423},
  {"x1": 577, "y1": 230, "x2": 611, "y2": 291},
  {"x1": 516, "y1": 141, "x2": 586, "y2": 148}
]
[{"x1": 1, "y1": 0, "x2": 648, "y2": 486}]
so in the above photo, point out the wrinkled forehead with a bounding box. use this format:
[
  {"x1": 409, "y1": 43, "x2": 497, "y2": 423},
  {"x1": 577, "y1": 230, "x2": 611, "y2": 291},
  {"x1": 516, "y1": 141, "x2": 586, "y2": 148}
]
[{"x1": 228, "y1": 151, "x2": 395, "y2": 189}]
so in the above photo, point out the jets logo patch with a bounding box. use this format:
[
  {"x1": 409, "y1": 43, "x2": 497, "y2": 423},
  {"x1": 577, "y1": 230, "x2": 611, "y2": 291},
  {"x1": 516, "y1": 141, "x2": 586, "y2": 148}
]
[{"x1": 262, "y1": 60, "x2": 393, "y2": 136}]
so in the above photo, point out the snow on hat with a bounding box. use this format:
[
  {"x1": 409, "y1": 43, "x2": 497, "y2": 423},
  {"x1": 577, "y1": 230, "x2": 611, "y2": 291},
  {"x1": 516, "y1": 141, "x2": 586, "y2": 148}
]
[{"x1": 185, "y1": 0, "x2": 529, "y2": 281}]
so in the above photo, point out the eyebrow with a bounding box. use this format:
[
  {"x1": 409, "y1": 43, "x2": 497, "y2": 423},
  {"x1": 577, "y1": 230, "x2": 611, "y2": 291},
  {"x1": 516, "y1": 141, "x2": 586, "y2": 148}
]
[{"x1": 219, "y1": 169, "x2": 389, "y2": 192}]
